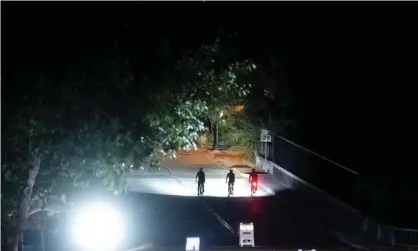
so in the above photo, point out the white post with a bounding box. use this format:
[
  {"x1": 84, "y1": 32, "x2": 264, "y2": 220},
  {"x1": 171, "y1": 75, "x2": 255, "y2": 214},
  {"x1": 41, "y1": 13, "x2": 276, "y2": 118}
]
[
  {"x1": 21, "y1": 233, "x2": 24, "y2": 251},
  {"x1": 260, "y1": 129, "x2": 271, "y2": 171},
  {"x1": 239, "y1": 222, "x2": 255, "y2": 247},
  {"x1": 264, "y1": 141, "x2": 268, "y2": 164},
  {"x1": 41, "y1": 229, "x2": 45, "y2": 251}
]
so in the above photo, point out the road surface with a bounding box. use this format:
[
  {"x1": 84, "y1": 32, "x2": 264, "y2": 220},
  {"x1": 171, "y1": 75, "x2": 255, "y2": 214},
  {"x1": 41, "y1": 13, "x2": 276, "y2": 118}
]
[
  {"x1": 124, "y1": 162, "x2": 279, "y2": 198},
  {"x1": 120, "y1": 150, "x2": 346, "y2": 250}
]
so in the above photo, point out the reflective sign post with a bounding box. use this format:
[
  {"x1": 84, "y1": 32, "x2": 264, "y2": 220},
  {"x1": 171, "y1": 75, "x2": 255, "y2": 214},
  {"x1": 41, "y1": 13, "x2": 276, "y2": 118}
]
[
  {"x1": 239, "y1": 222, "x2": 255, "y2": 247},
  {"x1": 260, "y1": 130, "x2": 271, "y2": 169},
  {"x1": 260, "y1": 130, "x2": 271, "y2": 143}
]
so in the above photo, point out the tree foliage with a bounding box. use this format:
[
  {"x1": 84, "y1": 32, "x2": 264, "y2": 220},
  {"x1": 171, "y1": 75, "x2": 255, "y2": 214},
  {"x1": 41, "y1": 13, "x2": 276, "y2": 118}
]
[
  {"x1": 220, "y1": 111, "x2": 258, "y2": 147},
  {"x1": 2, "y1": 52, "x2": 145, "y2": 250},
  {"x1": 144, "y1": 39, "x2": 257, "y2": 157},
  {"x1": 214, "y1": 54, "x2": 296, "y2": 162},
  {"x1": 1, "y1": 38, "x2": 257, "y2": 250}
]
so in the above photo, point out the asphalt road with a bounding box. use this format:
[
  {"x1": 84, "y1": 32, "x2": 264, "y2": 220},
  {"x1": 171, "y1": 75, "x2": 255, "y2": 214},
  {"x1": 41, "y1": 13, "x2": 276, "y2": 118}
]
[
  {"x1": 124, "y1": 163, "x2": 278, "y2": 197},
  {"x1": 122, "y1": 163, "x2": 345, "y2": 250}
]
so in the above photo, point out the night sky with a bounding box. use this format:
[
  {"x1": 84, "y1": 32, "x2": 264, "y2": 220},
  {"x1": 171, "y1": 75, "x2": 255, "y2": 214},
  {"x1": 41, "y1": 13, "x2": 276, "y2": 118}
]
[{"x1": 3, "y1": 2, "x2": 418, "y2": 182}]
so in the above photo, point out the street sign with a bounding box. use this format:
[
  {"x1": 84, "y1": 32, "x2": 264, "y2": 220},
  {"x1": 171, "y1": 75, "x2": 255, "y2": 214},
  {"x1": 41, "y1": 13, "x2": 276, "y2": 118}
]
[
  {"x1": 239, "y1": 222, "x2": 255, "y2": 247},
  {"x1": 260, "y1": 134, "x2": 271, "y2": 142},
  {"x1": 260, "y1": 129, "x2": 272, "y2": 143},
  {"x1": 185, "y1": 237, "x2": 200, "y2": 251}
]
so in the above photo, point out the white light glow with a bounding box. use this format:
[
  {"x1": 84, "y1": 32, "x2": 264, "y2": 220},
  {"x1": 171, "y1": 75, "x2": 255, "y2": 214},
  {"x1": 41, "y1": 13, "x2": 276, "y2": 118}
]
[
  {"x1": 126, "y1": 176, "x2": 274, "y2": 197},
  {"x1": 71, "y1": 202, "x2": 125, "y2": 251},
  {"x1": 185, "y1": 237, "x2": 200, "y2": 251},
  {"x1": 240, "y1": 223, "x2": 254, "y2": 231}
]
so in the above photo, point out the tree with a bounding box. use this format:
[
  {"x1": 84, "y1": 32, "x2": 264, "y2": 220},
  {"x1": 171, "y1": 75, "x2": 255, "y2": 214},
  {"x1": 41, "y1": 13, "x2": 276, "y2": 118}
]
[
  {"x1": 217, "y1": 108, "x2": 259, "y2": 160},
  {"x1": 1, "y1": 39, "x2": 258, "y2": 251},
  {"x1": 1, "y1": 51, "x2": 147, "y2": 251},
  {"x1": 143, "y1": 37, "x2": 257, "y2": 156},
  {"x1": 210, "y1": 54, "x2": 297, "y2": 162},
  {"x1": 179, "y1": 39, "x2": 256, "y2": 147},
  {"x1": 2, "y1": 71, "x2": 62, "y2": 251}
]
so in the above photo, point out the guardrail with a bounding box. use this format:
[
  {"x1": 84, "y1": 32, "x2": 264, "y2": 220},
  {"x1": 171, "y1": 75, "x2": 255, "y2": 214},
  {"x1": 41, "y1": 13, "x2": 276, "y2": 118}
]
[
  {"x1": 393, "y1": 228, "x2": 418, "y2": 248},
  {"x1": 256, "y1": 132, "x2": 418, "y2": 248},
  {"x1": 256, "y1": 153, "x2": 405, "y2": 248},
  {"x1": 256, "y1": 154, "x2": 370, "y2": 238},
  {"x1": 257, "y1": 133, "x2": 362, "y2": 206}
]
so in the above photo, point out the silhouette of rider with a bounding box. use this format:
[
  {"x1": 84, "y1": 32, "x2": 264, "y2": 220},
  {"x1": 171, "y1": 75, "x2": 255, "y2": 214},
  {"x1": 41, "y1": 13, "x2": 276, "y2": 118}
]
[
  {"x1": 196, "y1": 167, "x2": 205, "y2": 195},
  {"x1": 249, "y1": 168, "x2": 258, "y2": 184},
  {"x1": 226, "y1": 170, "x2": 235, "y2": 185},
  {"x1": 226, "y1": 169, "x2": 235, "y2": 192}
]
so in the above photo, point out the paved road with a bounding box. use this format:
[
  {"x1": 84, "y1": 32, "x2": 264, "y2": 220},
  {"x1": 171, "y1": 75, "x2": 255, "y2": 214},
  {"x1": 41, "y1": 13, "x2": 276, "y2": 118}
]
[
  {"x1": 121, "y1": 159, "x2": 345, "y2": 250},
  {"x1": 124, "y1": 163, "x2": 279, "y2": 197}
]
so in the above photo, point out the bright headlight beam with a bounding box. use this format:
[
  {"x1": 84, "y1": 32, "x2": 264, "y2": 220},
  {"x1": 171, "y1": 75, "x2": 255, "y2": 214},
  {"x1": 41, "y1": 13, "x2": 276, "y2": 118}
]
[{"x1": 71, "y1": 202, "x2": 125, "y2": 251}]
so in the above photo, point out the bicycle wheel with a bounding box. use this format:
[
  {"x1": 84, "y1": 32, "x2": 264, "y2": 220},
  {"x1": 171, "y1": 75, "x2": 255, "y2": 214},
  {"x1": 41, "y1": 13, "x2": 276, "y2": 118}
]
[{"x1": 200, "y1": 184, "x2": 204, "y2": 195}]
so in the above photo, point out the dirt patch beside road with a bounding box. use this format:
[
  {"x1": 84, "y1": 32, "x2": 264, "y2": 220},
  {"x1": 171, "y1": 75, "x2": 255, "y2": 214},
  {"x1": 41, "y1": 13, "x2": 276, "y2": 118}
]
[
  {"x1": 161, "y1": 147, "x2": 222, "y2": 167},
  {"x1": 161, "y1": 146, "x2": 261, "y2": 172},
  {"x1": 213, "y1": 152, "x2": 246, "y2": 159}
]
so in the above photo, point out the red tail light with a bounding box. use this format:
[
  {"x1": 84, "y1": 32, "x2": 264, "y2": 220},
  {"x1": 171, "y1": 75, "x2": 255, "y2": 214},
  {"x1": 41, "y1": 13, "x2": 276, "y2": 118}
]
[{"x1": 252, "y1": 182, "x2": 257, "y2": 187}]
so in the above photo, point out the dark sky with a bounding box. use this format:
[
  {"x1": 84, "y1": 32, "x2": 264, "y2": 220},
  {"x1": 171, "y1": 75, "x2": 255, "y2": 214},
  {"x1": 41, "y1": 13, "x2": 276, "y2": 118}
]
[{"x1": 3, "y1": 2, "x2": 418, "y2": 179}]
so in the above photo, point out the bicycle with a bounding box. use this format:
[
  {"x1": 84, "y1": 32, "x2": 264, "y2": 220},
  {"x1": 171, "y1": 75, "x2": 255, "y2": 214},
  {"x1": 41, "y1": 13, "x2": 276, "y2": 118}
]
[
  {"x1": 227, "y1": 182, "x2": 234, "y2": 197},
  {"x1": 250, "y1": 181, "x2": 257, "y2": 196},
  {"x1": 197, "y1": 181, "x2": 205, "y2": 196}
]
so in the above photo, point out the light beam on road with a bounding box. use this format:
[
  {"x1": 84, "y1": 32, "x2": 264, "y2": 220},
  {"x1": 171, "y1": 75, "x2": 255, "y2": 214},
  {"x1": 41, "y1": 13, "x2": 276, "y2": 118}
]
[{"x1": 125, "y1": 173, "x2": 276, "y2": 197}]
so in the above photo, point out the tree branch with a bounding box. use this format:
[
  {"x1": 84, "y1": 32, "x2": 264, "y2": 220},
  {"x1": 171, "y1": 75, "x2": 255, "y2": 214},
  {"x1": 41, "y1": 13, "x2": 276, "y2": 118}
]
[{"x1": 27, "y1": 208, "x2": 60, "y2": 217}]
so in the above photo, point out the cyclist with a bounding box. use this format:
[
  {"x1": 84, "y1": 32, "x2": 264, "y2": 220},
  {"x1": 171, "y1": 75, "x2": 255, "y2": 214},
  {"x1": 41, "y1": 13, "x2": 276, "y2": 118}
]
[
  {"x1": 226, "y1": 170, "x2": 235, "y2": 195},
  {"x1": 196, "y1": 167, "x2": 205, "y2": 195},
  {"x1": 249, "y1": 168, "x2": 258, "y2": 192}
]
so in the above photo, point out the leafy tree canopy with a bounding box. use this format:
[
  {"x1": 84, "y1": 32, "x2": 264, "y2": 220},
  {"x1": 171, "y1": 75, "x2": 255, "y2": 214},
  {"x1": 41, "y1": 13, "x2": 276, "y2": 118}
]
[{"x1": 1, "y1": 37, "x2": 257, "y2": 250}]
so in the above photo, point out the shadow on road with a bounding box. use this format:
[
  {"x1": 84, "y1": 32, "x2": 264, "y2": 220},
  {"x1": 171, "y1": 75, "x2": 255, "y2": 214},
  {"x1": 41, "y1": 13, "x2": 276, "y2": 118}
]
[{"x1": 122, "y1": 189, "x2": 346, "y2": 250}]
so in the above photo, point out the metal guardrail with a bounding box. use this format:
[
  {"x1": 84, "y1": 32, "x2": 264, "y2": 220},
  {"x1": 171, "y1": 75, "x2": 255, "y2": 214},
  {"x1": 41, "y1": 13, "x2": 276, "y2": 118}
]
[
  {"x1": 393, "y1": 228, "x2": 418, "y2": 247},
  {"x1": 257, "y1": 132, "x2": 418, "y2": 248},
  {"x1": 258, "y1": 133, "x2": 362, "y2": 205},
  {"x1": 257, "y1": 152, "x2": 418, "y2": 249}
]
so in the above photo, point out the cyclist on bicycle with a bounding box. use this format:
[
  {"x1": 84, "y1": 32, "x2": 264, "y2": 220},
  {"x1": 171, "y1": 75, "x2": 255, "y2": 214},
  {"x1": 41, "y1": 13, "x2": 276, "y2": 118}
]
[
  {"x1": 196, "y1": 167, "x2": 205, "y2": 195},
  {"x1": 249, "y1": 168, "x2": 258, "y2": 186},
  {"x1": 226, "y1": 170, "x2": 235, "y2": 194}
]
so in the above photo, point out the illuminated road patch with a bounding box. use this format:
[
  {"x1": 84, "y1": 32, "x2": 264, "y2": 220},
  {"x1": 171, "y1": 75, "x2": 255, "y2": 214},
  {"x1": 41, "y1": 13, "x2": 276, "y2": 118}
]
[{"x1": 124, "y1": 165, "x2": 279, "y2": 197}]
